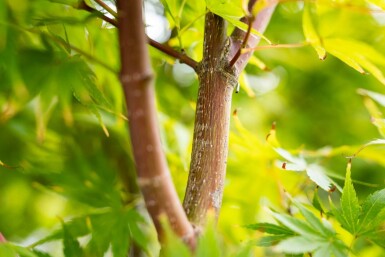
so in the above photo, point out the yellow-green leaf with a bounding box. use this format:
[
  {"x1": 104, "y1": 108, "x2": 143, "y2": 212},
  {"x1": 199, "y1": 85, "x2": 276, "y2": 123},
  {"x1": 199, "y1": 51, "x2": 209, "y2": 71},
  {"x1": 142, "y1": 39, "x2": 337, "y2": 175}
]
[{"x1": 302, "y1": 3, "x2": 326, "y2": 60}]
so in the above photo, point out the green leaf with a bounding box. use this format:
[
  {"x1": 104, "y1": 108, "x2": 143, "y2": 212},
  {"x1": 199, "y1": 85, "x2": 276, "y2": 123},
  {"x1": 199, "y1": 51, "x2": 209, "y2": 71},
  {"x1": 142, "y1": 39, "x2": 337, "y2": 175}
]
[
  {"x1": 0, "y1": 244, "x2": 17, "y2": 257},
  {"x1": 127, "y1": 210, "x2": 151, "y2": 254},
  {"x1": 206, "y1": 0, "x2": 244, "y2": 19},
  {"x1": 339, "y1": 160, "x2": 360, "y2": 234},
  {"x1": 358, "y1": 189, "x2": 385, "y2": 234},
  {"x1": 205, "y1": 0, "x2": 272, "y2": 44},
  {"x1": 324, "y1": 39, "x2": 385, "y2": 85},
  {"x1": 358, "y1": 89, "x2": 385, "y2": 108},
  {"x1": 62, "y1": 221, "x2": 83, "y2": 257},
  {"x1": 275, "y1": 236, "x2": 321, "y2": 254},
  {"x1": 302, "y1": 3, "x2": 326, "y2": 60},
  {"x1": 196, "y1": 220, "x2": 221, "y2": 257},
  {"x1": 245, "y1": 222, "x2": 294, "y2": 235},
  {"x1": 31, "y1": 250, "x2": 53, "y2": 257},
  {"x1": 292, "y1": 200, "x2": 334, "y2": 237},
  {"x1": 271, "y1": 212, "x2": 318, "y2": 237},
  {"x1": 256, "y1": 235, "x2": 291, "y2": 247},
  {"x1": 313, "y1": 246, "x2": 330, "y2": 257},
  {"x1": 306, "y1": 164, "x2": 333, "y2": 191},
  {"x1": 312, "y1": 189, "x2": 324, "y2": 214}
]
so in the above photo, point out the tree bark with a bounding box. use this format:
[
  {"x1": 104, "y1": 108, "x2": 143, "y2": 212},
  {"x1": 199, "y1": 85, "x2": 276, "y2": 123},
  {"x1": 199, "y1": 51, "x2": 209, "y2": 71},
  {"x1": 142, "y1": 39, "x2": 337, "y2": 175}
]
[
  {"x1": 116, "y1": 0, "x2": 195, "y2": 247},
  {"x1": 183, "y1": 5, "x2": 277, "y2": 226},
  {"x1": 183, "y1": 12, "x2": 237, "y2": 226}
]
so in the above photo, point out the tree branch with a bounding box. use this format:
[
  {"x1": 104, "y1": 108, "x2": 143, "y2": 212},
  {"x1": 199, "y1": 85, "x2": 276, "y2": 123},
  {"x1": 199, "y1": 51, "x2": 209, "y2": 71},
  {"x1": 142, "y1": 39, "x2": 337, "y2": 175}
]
[
  {"x1": 116, "y1": 0, "x2": 195, "y2": 249},
  {"x1": 228, "y1": 15, "x2": 254, "y2": 68},
  {"x1": 183, "y1": 11, "x2": 233, "y2": 226},
  {"x1": 94, "y1": 0, "x2": 118, "y2": 18},
  {"x1": 229, "y1": 1, "x2": 277, "y2": 74},
  {"x1": 77, "y1": 0, "x2": 198, "y2": 71}
]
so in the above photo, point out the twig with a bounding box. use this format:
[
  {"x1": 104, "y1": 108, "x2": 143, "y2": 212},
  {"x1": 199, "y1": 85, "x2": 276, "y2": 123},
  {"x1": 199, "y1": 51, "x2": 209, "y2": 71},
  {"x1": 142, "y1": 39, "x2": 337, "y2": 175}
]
[
  {"x1": 78, "y1": 0, "x2": 117, "y2": 26},
  {"x1": 78, "y1": 0, "x2": 199, "y2": 71},
  {"x1": 94, "y1": 0, "x2": 118, "y2": 18},
  {"x1": 228, "y1": 15, "x2": 254, "y2": 68},
  {"x1": 148, "y1": 39, "x2": 199, "y2": 71}
]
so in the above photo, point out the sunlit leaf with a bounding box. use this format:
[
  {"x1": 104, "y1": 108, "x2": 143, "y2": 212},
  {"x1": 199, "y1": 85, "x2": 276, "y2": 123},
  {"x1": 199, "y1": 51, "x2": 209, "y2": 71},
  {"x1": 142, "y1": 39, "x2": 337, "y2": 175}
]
[
  {"x1": 275, "y1": 236, "x2": 320, "y2": 254},
  {"x1": 239, "y1": 72, "x2": 256, "y2": 97},
  {"x1": 302, "y1": 3, "x2": 326, "y2": 60},
  {"x1": 358, "y1": 89, "x2": 385, "y2": 108},
  {"x1": 292, "y1": 200, "x2": 334, "y2": 237},
  {"x1": 324, "y1": 39, "x2": 385, "y2": 85},
  {"x1": 358, "y1": 189, "x2": 385, "y2": 233},
  {"x1": 271, "y1": 212, "x2": 318, "y2": 237},
  {"x1": 306, "y1": 164, "x2": 333, "y2": 192},
  {"x1": 339, "y1": 160, "x2": 360, "y2": 234},
  {"x1": 248, "y1": 55, "x2": 268, "y2": 71}
]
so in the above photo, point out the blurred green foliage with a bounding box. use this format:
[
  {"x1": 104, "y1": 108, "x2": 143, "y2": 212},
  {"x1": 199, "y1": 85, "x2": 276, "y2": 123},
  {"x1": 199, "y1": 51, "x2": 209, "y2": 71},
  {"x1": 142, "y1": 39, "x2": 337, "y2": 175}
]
[{"x1": 1, "y1": 0, "x2": 385, "y2": 256}]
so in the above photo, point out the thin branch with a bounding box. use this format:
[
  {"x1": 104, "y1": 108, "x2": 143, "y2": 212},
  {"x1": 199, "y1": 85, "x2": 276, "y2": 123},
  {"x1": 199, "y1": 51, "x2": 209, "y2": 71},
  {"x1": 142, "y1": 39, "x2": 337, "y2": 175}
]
[
  {"x1": 78, "y1": 0, "x2": 199, "y2": 71},
  {"x1": 78, "y1": 0, "x2": 117, "y2": 26},
  {"x1": 148, "y1": 39, "x2": 199, "y2": 71},
  {"x1": 229, "y1": 2, "x2": 277, "y2": 73},
  {"x1": 94, "y1": 0, "x2": 118, "y2": 18},
  {"x1": 228, "y1": 15, "x2": 254, "y2": 68}
]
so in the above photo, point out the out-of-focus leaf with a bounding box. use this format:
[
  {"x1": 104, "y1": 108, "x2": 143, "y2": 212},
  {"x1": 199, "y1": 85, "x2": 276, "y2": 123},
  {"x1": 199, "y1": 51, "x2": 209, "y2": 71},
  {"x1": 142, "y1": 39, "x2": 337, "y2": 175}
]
[
  {"x1": 62, "y1": 221, "x2": 83, "y2": 257},
  {"x1": 274, "y1": 236, "x2": 320, "y2": 254},
  {"x1": 245, "y1": 222, "x2": 294, "y2": 235},
  {"x1": 353, "y1": 139, "x2": 385, "y2": 157},
  {"x1": 271, "y1": 212, "x2": 318, "y2": 237},
  {"x1": 312, "y1": 189, "x2": 324, "y2": 214},
  {"x1": 313, "y1": 246, "x2": 330, "y2": 257},
  {"x1": 339, "y1": 160, "x2": 360, "y2": 234},
  {"x1": 302, "y1": 3, "x2": 326, "y2": 60},
  {"x1": 324, "y1": 39, "x2": 385, "y2": 85},
  {"x1": 248, "y1": 55, "x2": 268, "y2": 71},
  {"x1": 256, "y1": 235, "x2": 291, "y2": 247},
  {"x1": 251, "y1": 0, "x2": 271, "y2": 16},
  {"x1": 0, "y1": 0, "x2": 6, "y2": 50},
  {"x1": 358, "y1": 89, "x2": 385, "y2": 108},
  {"x1": 292, "y1": 200, "x2": 334, "y2": 237},
  {"x1": 31, "y1": 250, "x2": 53, "y2": 257},
  {"x1": 239, "y1": 72, "x2": 256, "y2": 97},
  {"x1": 127, "y1": 210, "x2": 151, "y2": 254},
  {"x1": 205, "y1": 0, "x2": 272, "y2": 44},
  {"x1": 366, "y1": 0, "x2": 385, "y2": 9},
  {"x1": 0, "y1": 244, "x2": 17, "y2": 257},
  {"x1": 196, "y1": 220, "x2": 221, "y2": 257},
  {"x1": 225, "y1": 17, "x2": 272, "y2": 44},
  {"x1": 162, "y1": 216, "x2": 191, "y2": 257}
]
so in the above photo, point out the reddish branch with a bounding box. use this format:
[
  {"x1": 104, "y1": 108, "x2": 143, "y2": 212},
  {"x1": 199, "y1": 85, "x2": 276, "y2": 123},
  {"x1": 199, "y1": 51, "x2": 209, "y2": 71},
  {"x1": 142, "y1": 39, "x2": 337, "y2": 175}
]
[
  {"x1": 116, "y1": 0, "x2": 195, "y2": 248},
  {"x1": 229, "y1": 2, "x2": 277, "y2": 73},
  {"x1": 78, "y1": 0, "x2": 198, "y2": 71}
]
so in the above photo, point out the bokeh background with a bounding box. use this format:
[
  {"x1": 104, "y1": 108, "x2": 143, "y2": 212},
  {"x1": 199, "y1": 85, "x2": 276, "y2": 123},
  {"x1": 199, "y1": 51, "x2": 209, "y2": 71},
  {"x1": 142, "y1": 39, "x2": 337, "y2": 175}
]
[{"x1": 1, "y1": 0, "x2": 385, "y2": 256}]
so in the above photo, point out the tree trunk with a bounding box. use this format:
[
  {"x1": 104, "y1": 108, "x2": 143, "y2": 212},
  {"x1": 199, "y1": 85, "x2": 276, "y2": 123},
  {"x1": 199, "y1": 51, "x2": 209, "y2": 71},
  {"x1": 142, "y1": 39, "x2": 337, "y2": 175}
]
[
  {"x1": 183, "y1": 6, "x2": 277, "y2": 227},
  {"x1": 183, "y1": 12, "x2": 237, "y2": 226},
  {"x1": 116, "y1": 0, "x2": 195, "y2": 247}
]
